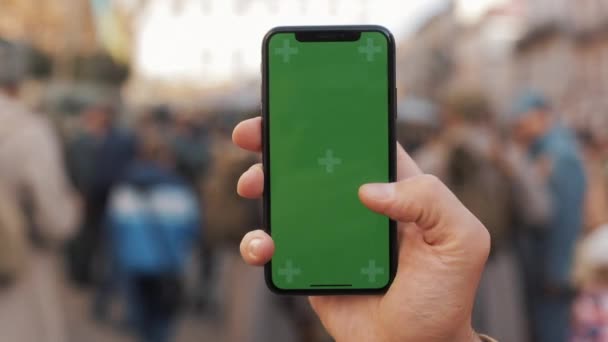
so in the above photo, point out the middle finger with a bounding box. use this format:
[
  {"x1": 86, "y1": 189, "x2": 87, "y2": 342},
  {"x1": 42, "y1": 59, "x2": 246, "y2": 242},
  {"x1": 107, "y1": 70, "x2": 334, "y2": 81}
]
[
  {"x1": 237, "y1": 163, "x2": 264, "y2": 199},
  {"x1": 232, "y1": 117, "x2": 263, "y2": 152}
]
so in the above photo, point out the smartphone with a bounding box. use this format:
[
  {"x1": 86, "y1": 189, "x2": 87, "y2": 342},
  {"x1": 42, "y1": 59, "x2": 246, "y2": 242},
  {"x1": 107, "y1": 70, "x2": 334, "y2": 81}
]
[{"x1": 262, "y1": 26, "x2": 397, "y2": 294}]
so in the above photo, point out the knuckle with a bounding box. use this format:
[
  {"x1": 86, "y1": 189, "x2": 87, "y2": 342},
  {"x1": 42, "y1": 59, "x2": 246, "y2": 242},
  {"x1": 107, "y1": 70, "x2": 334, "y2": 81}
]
[
  {"x1": 411, "y1": 174, "x2": 445, "y2": 195},
  {"x1": 478, "y1": 225, "x2": 492, "y2": 258},
  {"x1": 386, "y1": 198, "x2": 408, "y2": 220},
  {"x1": 462, "y1": 216, "x2": 492, "y2": 259}
]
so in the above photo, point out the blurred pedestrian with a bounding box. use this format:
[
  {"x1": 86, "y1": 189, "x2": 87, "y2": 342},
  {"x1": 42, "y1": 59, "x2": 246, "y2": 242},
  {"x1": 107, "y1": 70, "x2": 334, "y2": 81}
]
[
  {"x1": 570, "y1": 127, "x2": 608, "y2": 342},
  {"x1": 571, "y1": 225, "x2": 608, "y2": 341},
  {"x1": 396, "y1": 97, "x2": 440, "y2": 153},
  {"x1": 200, "y1": 118, "x2": 260, "y2": 328},
  {"x1": 580, "y1": 131, "x2": 608, "y2": 234},
  {"x1": 170, "y1": 114, "x2": 211, "y2": 188},
  {"x1": 0, "y1": 39, "x2": 79, "y2": 342},
  {"x1": 66, "y1": 102, "x2": 136, "y2": 289},
  {"x1": 64, "y1": 101, "x2": 137, "y2": 329},
  {"x1": 106, "y1": 124, "x2": 200, "y2": 342},
  {"x1": 510, "y1": 90, "x2": 587, "y2": 342},
  {"x1": 416, "y1": 92, "x2": 534, "y2": 341}
]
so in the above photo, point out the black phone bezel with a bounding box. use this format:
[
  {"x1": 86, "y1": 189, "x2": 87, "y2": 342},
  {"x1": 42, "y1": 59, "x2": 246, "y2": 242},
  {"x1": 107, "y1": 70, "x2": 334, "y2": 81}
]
[{"x1": 261, "y1": 25, "x2": 398, "y2": 295}]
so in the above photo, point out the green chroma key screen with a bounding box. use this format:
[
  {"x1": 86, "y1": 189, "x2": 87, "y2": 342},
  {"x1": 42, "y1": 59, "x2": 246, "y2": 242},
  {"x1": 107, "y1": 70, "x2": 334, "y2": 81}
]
[{"x1": 267, "y1": 30, "x2": 392, "y2": 291}]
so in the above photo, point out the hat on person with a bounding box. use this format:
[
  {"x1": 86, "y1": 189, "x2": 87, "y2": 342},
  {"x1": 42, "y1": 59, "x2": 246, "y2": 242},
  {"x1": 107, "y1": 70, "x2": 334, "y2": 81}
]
[
  {"x1": 573, "y1": 224, "x2": 608, "y2": 286},
  {"x1": 0, "y1": 39, "x2": 26, "y2": 87},
  {"x1": 507, "y1": 90, "x2": 550, "y2": 123}
]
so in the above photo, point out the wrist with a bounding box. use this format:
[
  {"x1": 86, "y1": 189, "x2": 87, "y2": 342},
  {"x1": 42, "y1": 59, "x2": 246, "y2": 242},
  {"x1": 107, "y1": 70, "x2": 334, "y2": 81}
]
[
  {"x1": 459, "y1": 327, "x2": 497, "y2": 342},
  {"x1": 476, "y1": 333, "x2": 498, "y2": 342},
  {"x1": 449, "y1": 326, "x2": 482, "y2": 342},
  {"x1": 468, "y1": 331, "x2": 483, "y2": 342}
]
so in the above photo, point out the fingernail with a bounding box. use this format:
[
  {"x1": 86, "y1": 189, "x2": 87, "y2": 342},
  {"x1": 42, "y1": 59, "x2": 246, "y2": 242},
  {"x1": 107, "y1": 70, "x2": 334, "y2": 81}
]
[
  {"x1": 248, "y1": 238, "x2": 263, "y2": 259},
  {"x1": 249, "y1": 164, "x2": 263, "y2": 174},
  {"x1": 361, "y1": 183, "x2": 395, "y2": 201}
]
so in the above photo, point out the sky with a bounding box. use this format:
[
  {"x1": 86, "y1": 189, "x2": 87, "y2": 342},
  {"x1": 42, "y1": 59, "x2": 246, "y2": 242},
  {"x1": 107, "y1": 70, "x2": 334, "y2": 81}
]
[
  {"x1": 456, "y1": 0, "x2": 508, "y2": 23},
  {"x1": 130, "y1": 0, "x2": 508, "y2": 86},
  {"x1": 133, "y1": 0, "x2": 450, "y2": 85}
]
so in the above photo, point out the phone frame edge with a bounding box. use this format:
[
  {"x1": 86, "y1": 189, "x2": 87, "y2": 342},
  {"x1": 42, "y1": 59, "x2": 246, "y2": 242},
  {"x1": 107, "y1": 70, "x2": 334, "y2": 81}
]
[{"x1": 261, "y1": 25, "x2": 398, "y2": 295}]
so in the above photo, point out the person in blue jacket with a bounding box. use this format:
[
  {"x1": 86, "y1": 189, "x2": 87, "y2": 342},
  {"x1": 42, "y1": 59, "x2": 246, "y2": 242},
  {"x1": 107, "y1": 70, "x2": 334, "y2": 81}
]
[
  {"x1": 510, "y1": 91, "x2": 587, "y2": 342},
  {"x1": 106, "y1": 124, "x2": 200, "y2": 342}
]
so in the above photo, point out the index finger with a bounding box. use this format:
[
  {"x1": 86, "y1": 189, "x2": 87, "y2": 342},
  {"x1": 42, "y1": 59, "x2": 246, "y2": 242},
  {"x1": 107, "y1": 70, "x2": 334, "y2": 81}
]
[{"x1": 233, "y1": 117, "x2": 262, "y2": 152}]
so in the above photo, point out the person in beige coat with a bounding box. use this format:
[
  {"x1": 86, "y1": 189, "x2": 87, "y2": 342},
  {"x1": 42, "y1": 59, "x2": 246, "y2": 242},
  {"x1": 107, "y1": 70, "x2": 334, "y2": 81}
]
[{"x1": 0, "y1": 39, "x2": 78, "y2": 342}]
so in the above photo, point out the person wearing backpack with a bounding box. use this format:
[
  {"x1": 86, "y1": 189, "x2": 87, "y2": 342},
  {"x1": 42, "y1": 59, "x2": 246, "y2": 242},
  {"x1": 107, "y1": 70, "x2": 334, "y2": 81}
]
[
  {"x1": 106, "y1": 123, "x2": 200, "y2": 342},
  {"x1": 0, "y1": 39, "x2": 79, "y2": 342}
]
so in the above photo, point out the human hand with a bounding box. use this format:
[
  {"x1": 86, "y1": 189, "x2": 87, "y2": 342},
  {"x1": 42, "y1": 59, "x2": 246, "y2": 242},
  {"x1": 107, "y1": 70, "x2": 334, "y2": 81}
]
[{"x1": 233, "y1": 117, "x2": 490, "y2": 342}]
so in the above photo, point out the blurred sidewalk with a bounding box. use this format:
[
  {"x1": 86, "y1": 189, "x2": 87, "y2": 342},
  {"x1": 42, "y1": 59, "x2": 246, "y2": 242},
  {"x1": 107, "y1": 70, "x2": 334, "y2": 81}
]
[{"x1": 62, "y1": 282, "x2": 222, "y2": 342}]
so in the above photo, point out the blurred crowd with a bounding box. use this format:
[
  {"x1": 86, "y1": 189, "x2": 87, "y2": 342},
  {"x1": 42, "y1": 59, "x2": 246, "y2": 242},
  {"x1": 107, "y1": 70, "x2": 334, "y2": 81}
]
[
  {"x1": 0, "y1": 38, "x2": 328, "y2": 342},
  {"x1": 399, "y1": 90, "x2": 608, "y2": 342},
  {"x1": 1, "y1": 4, "x2": 608, "y2": 342}
]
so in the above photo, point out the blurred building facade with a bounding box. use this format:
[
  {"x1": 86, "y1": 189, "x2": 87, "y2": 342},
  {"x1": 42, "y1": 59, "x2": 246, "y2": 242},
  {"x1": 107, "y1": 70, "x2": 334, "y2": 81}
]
[
  {"x1": 397, "y1": 4, "x2": 457, "y2": 99},
  {"x1": 0, "y1": 0, "x2": 98, "y2": 76},
  {"x1": 515, "y1": 0, "x2": 608, "y2": 134},
  {"x1": 399, "y1": 0, "x2": 608, "y2": 137}
]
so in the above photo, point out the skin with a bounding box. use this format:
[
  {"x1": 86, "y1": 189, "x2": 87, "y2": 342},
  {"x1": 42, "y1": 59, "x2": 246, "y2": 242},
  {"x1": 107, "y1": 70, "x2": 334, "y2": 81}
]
[
  {"x1": 233, "y1": 117, "x2": 490, "y2": 342},
  {"x1": 513, "y1": 109, "x2": 552, "y2": 146},
  {"x1": 82, "y1": 107, "x2": 112, "y2": 137}
]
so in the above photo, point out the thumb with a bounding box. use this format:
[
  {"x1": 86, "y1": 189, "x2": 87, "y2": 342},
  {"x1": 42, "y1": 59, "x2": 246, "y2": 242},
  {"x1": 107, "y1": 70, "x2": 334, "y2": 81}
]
[{"x1": 359, "y1": 175, "x2": 490, "y2": 256}]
